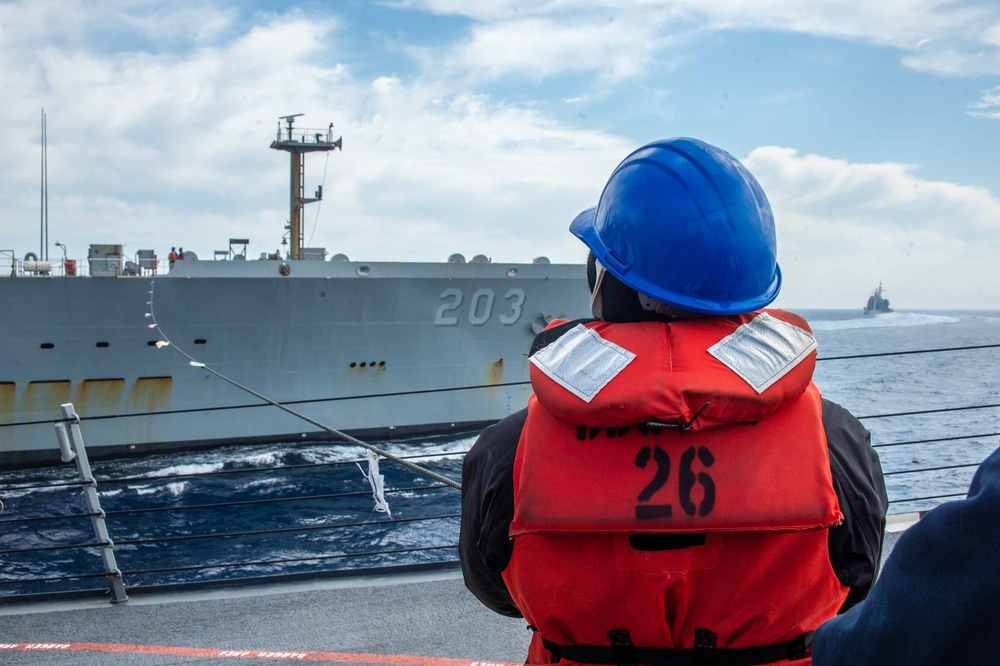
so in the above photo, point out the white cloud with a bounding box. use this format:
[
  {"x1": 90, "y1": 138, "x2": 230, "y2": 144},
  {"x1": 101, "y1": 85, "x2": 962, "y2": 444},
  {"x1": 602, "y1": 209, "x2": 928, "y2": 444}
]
[
  {"x1": 2, "y1": 1, "x2": 998, "y2": 310},
  {"x1": 982, "y1": 22, "x2": 1000, "y2": 46},
  {"x1": 902, "y1": 48, "x2": 1000, "y2": 77},
  {"x1": 0, "y1": 1, "x2": 239, "y2": 53},
  {"x1": 429, "y1": 12, "x2": 683, "y2": 83},
  {"x1": 745, "y1": 147, "x2": 1000, "y2": 309},
  {"x1": 404, "y1": 0, "x2": 1000, "y2": 80},
  {"x1": 321, "y1": 77, "x2": 631, "y2": 262},
  {"x1": 967, "y1": 84, "x2": 1000, "y2": 119},
  {"x1": 0, "y1": 5, "x2": 629, "y2": 268}
]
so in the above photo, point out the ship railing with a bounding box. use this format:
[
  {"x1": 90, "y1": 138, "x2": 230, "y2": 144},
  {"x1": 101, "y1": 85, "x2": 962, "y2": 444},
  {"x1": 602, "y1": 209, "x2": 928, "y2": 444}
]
[
  {"x1": 0, "y1": 406, "x2": 464, "y2": 605},
  {"x1": 0, "y1": 254, "x2": 75, "y2": 277},
  {"x1": 0, "y1": 253, "x2": 302, "y2": 277},
  {"x1": 816, "y1": 342, "x2": 1000, "y2": 524},
  {"x1": 0, "y1": 250, "x2": 14, "y2": 276},
  {"x1": 0, "y1": 254, "x2": 183, "y2": 277},
  {"x1": 274, "y1": 125, "x2": 338, "y2": 145},
  {"x1": 0, "y1": 343, "x2": 997, "y2": 605},
  {"x1": 0, "y1": 251, "x2": 71, "y2": 277}
]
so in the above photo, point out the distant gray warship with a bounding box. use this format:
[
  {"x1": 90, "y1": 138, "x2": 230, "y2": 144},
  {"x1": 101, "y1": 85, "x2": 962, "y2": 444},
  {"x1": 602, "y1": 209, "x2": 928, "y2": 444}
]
[
  {"x1": 0, "y1": 115, "x2": 589, "y2": 466},
  {"x1": 862, "y1": 282, "x2": 893, "y2": 315}
]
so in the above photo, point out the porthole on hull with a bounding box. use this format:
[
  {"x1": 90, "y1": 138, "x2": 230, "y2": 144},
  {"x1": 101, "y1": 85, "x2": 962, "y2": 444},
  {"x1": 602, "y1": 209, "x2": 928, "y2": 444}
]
[{"x1": 348, "y1": 360, "x2": 387, "y2": 369}]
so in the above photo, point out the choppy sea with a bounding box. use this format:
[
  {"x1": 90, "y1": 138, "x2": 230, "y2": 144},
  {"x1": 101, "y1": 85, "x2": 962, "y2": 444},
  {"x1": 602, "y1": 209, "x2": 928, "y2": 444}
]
[{"x1": 2, "y1": 308, "x2": 999, "y2": 597}]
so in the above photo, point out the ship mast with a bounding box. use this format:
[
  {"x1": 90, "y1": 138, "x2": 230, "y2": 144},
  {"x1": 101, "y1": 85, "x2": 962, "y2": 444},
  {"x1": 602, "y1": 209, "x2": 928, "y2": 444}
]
[{"x1": 270, "y1": 114, "x2": 342, "y2": 260}]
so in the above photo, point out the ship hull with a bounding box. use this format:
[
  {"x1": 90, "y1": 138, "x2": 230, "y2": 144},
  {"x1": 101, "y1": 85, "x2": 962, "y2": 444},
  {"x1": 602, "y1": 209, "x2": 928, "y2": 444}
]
[{"x1": 0, "y1": 259, "x2": 590, "y2": 466}]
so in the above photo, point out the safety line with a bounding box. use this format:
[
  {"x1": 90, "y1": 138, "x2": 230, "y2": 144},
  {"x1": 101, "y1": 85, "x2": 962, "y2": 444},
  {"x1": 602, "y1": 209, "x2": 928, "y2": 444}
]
[
  {"x1": 112, "y1": 512, "x2": 458, "y2": 546},
  {"x1": 2, "y1": 343, "x2": 995, "y2": 429},
  {"x1": 100, "y1": 483, "x2": 446, "y2": 516},
  {"x1": 0, "y1": 485, "x2": 446, "y2": 524},
  {"x1": 856, "y1": 402, "x2": 1000, "y2": 421},
  {"x1": 0, "y1": 479, "x2": 89, "y2": 492},
  {"x1": 0, "y1": 452, "x2": 463, "y2": 494},
  {"x1": 99, "y1": 450, "x2": 465, "y2": 486},
  {"x1": 882, "y1": 462, "x2": 980, "y2": 476},
  {"x1": 873, "y1": 431, "x2": 1000, "y2": 449},
  {"x1": 145, "y1": 279, "x2": 461, "y2": 491},
  {"x1": 120, "y1": 545, "x2": 457, "y2": 577},
  {"x1": 816, "y1": 342, "x2": 1000, "y2": 361},
  {"x1": 0, "y1": 381, "x2": 527, "y2": 428},
  {"x1": 889, "y1": 491, "x2": 965, "y2": 504},
  {"x1": 0, "y1": 642, "x2": 519, "y2": 665}
]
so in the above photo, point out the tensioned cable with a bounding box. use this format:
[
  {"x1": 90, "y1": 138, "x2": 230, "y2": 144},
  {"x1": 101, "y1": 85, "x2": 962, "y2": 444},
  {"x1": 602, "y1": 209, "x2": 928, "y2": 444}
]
[
  {"x1": 3, "y1": 342, "x2": 996, "y2": 430},
  {"x1": 93, "y1": 450, "x2": 465, "y2": 486},
  {"x1": 0, "y1": 539, "x2": 110, "y2": 555},
  {"x1": 5, "y1": 545, "x2": 461, "y2": 587},
  {"x1": 173, "y1": 361, "x2": 460, "y2": 489},
  {"x1": 816, "y1": 343, "x2": 1000, "y2": 361},
  {"x1": 4, "y1": 387, "x2": 996, "y2": 431},
  {"x1": 122, "y1": 544, "x2": 456, "y2": 577},
  {"x1": 114, "y1": 512, "x2": 460, "y2": 547},
  {"x1": 0, "y1": 381, "x2": 521, "y2": 428},
  {"x1": 0, "y1": 479, "x2": 90, "y2": 492},
  {"x1": 889, "y1": 491, "x2": 965, "y2": 504},
  {"x1": 0, "y1": 483, "x2": 448, "y2": 525},
  {"x1": 6, "y1": 545, "x2": 459, "y2": 586},
  {"x1": 145, "y1": 279, "x2": 461, "y2": 491},
  {"x1": 883, "y1": 462, "x2": 981, "y2": 476},
  {"x1": 101, "y1": 484, "x2": 447, "y2": 516},
  {"x1": 0, "y1": 513, "x2": 460, "y2": 554},
  {"x1": 856, "y1": 403, "x2": 1000, "y2": 421},
  {"x1": 8, "y1": 458, "x2": 983, "y2": 528},
  {"x1": 873, "y1": 432, "x2": 1000, "y2": 449},
  {"x1": 0, "y1": 511, "x2": 104, "y2": 525},
  {"x1": 7, "y1": 457, "x2": 985, "y2": 524},
  {"x1": 305, "y1": 150, "x2": 330, "y2": 248},
  {"x1": 6, "y1": 571, "x2": 113, "y2": 585}
]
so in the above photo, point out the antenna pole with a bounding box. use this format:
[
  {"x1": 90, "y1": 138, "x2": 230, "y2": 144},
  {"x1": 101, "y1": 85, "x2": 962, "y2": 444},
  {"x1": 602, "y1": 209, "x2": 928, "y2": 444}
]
[
  {"x1": 40, "y1": 108, "x2": 45, "y2": 260},
  {"x1": 270, "y1": 114, "x2": 341, "y2": 260},
  {"x1": 43, "y1": 109, "x2": 49, "y2": 262}
]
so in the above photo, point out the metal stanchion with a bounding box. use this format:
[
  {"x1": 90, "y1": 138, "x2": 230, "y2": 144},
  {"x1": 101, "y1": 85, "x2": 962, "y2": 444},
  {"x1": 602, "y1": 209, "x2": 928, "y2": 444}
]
[{"x1": 54, "y1": 403, "x2": 129, "y2": 604}]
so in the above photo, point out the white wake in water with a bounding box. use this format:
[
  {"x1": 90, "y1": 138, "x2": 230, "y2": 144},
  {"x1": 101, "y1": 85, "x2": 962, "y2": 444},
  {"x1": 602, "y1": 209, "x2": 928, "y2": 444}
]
[{"x1": 810, "y1": 312, "x2": 960, "y2": 331}]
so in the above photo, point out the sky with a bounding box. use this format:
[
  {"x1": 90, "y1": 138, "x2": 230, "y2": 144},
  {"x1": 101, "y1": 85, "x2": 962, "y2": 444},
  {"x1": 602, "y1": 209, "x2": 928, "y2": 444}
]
[{"x1": 2, "y1": 0, "x2": 999, "y2": 310}]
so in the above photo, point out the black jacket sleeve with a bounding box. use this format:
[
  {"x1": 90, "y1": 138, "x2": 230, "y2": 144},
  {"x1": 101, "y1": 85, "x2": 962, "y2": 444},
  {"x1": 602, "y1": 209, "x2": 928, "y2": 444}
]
[
  {"x1": 822, "y1": 398, "x2": 889, "y2": 611},
  {"x1": 459, "y1": 409, "x2": 526, "y2": 617},
  {"x1": 459, "y1": 400, "x2": 888, "y2": 617}
]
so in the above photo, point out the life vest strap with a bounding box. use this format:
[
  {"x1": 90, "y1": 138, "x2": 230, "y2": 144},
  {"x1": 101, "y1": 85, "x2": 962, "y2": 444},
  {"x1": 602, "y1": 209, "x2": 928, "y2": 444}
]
[{"x1": 541, "y1": 629, "x2": 812, "y2": 665}]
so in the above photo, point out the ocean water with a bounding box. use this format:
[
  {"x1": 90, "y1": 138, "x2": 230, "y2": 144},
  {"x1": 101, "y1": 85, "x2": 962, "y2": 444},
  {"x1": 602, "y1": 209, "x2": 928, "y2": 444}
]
[
  {"x1": 1, "y1": 309, "x2": 998, "y2": 596},
  {"x1": 802, "y1": 309, "x2": 1000, "y2": 515}
]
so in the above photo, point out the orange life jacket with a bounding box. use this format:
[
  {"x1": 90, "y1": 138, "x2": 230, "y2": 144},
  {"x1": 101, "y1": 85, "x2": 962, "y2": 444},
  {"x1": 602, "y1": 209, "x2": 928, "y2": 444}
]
[{"x1": 502, "y1": 311, "x2": 847, "y2": 665}]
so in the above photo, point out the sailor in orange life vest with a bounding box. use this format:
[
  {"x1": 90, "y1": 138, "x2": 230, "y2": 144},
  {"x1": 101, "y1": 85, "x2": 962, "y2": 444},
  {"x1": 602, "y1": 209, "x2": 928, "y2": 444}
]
[{"x1": 459, "y1": 138, "x2": 889, "y2": 665}]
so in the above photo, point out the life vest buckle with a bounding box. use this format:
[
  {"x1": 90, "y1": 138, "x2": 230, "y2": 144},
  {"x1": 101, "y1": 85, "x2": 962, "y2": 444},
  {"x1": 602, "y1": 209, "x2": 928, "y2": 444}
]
[
  {"x1": 693, "y1": 629, "x2": 718, "y2": 665},
  {"x1": 607, "y1": 629, "x2": 637, "y2": 666},
  {"x1": 646, "y1": 402, "x2": 711, "y2": 432}
]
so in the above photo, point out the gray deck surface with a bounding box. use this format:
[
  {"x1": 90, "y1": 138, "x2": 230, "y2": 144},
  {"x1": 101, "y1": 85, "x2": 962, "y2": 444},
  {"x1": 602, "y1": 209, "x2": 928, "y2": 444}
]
[
  {"x1": 0, "y1": 568, "x2": 530, "y2": 664},
  {"x1": 0, "y1": 530, "x2": 905, "y2": 665}
]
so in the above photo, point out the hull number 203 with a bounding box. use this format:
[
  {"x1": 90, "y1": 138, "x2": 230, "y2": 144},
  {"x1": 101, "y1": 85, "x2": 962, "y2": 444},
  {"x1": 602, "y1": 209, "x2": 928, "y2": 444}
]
[{"x1": 435, "y1": 288, "x2": 525, "y2": 326}]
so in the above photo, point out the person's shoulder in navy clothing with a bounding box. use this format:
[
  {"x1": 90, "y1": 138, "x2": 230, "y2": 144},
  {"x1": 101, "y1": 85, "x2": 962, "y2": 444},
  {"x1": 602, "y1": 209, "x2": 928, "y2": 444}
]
[{"x1": 814, "y1": 444, "x2": 1000, "y2": 665}]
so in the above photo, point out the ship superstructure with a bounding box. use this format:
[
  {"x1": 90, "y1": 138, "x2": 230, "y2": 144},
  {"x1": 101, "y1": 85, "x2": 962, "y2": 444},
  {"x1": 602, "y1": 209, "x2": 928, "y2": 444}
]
[
  {"x1": 0, "y1": 116, "x2": 589, "y2": 465},
  {"x1": 863, "y1": 282, "x2": 893, "y2": 315}
]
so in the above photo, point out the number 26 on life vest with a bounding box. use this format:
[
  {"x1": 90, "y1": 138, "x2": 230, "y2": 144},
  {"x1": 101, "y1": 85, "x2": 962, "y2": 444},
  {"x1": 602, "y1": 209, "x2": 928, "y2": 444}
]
[{"x1": 633, "y1": 445, "x2": 716, "y2": 520}]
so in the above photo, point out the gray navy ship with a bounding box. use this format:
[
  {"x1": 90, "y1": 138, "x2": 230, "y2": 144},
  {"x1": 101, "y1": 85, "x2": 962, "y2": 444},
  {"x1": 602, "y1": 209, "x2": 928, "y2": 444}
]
[
  {"x1": 862, "y1": 282, "x2": 893, "y2": 315},
  {"x1": 0, "y1": 115, "x2": 590, "y2": 466}
]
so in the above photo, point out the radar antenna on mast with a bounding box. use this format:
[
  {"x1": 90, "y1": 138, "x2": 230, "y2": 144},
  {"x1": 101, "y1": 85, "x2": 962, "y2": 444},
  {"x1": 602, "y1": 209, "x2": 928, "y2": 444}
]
[{"x1": 270, "y1": 114, "x2": 342, "y2": 260}]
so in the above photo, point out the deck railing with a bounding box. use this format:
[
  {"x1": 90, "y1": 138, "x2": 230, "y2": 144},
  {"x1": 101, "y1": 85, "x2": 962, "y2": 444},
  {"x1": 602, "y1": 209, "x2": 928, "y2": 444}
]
[
  {"x1": 0, "y1": 254, "x2": 245, "y2": 277},
  {"x1": 0, "y1": 344, "x2": 997, "y2": 605},
  {"x1": 0, "y1": 407, "x2": 464, "y2": 604}
]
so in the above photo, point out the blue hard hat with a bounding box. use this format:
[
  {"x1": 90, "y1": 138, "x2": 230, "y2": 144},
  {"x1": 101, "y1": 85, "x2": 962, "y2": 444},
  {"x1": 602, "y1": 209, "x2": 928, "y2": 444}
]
[{"x1": 570, "y1": 138, "x2": 781, "y2": 315}]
